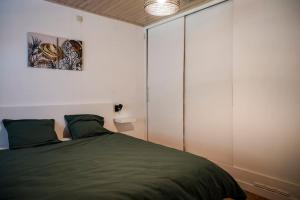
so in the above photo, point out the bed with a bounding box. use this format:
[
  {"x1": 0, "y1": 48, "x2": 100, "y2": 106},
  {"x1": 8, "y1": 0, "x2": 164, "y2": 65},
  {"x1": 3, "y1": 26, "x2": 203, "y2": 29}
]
[{"x1": 0, "y1": 132, "x2": 246, "y2": 200}]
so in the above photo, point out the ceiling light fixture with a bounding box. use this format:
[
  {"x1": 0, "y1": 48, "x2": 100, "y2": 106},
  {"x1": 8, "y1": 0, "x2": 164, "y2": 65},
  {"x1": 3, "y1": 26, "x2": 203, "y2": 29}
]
[{"x1": 144, "y1": 0, "x2": 180, "y2": 16}]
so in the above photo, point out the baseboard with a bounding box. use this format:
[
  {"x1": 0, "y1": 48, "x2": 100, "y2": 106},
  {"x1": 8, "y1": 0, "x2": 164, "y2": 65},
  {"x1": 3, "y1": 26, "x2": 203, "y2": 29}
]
[{"x1": 215, "y1": 162, "x2": 300, "y2": 200}]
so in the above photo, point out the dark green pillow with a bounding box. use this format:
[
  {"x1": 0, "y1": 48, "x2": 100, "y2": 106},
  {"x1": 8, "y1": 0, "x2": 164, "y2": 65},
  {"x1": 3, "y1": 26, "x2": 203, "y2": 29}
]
[
  {"x1": 2, "y1": 119, "x2": 60, "y2": 150},
  {"x1": 64, "y1": 114, "x2": 112, "y2": 139}
]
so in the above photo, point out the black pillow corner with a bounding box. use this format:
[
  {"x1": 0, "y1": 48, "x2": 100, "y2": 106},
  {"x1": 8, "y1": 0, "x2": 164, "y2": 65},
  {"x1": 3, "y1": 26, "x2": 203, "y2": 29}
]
[{"x1": 2, "y1": 119, "x2": 10, "y2": 127}]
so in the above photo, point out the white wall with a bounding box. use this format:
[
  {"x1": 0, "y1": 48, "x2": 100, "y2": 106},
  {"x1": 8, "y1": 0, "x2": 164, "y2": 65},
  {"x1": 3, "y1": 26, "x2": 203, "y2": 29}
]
[
  {"x1": 233, "y1": 0, "x2": 300, "y2": 196},
  {"x1": 0, "y1": 0, "x2": 146, "y2": 140}
]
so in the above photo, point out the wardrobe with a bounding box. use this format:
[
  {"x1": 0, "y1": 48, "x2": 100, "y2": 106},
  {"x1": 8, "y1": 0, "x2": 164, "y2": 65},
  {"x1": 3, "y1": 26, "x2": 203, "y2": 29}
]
[
  {"x1": 146, "y1": 0, "x2": 300, "y2": 197},
  {"x1": 147, "y1": 0, "x2": 233, "y2": 164}
]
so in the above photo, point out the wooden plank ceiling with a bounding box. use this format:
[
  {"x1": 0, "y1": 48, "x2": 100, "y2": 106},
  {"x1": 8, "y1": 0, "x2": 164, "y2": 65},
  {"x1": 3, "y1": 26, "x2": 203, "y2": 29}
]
[{"x1": 46, "y1": 0, "x2": 212, "y2": 27}]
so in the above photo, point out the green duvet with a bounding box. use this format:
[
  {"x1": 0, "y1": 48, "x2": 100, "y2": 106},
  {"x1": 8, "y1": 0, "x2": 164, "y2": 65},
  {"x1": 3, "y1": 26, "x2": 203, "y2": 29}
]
[{"x1": 0, "y1": 133, "x2": 246, "y2": 200}]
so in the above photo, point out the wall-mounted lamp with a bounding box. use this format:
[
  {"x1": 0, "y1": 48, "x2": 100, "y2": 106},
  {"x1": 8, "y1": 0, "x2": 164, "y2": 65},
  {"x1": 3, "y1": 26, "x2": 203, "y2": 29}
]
[{"x1": 114, "y1": 104, "x2": 123, "y2": 112}]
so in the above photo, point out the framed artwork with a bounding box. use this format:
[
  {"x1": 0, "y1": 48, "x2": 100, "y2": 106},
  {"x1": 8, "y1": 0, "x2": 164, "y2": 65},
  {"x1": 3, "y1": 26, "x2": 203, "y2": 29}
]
[{"x1": 27, "y1": 32, "x2": 83, "y2": 71}]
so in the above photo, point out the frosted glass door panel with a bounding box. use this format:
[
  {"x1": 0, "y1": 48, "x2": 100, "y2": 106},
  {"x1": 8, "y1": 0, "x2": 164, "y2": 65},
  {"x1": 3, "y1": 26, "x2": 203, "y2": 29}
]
[
  {"x1": 147, "y1": 18, "x2": 184, "y2": 150},
  {"x1": 185, "y1": 1, "x2": 233, "y2": 164}
]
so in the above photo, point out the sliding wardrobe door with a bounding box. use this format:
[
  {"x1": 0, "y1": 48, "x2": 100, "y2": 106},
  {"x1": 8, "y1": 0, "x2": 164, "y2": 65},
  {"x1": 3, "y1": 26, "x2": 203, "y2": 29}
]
[
  {"x1": 185, "y1": 1, "x2": 233, "y2": 164},
  {"x1": 147, "y1": 18, "x2": 184, "y2": 150}
]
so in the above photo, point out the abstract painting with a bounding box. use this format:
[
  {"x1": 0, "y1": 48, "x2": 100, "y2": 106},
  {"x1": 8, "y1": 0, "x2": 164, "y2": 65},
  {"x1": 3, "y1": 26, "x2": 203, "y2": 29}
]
[{"x1": 27, "y1": 32, "x2": 83, "y2": 71}]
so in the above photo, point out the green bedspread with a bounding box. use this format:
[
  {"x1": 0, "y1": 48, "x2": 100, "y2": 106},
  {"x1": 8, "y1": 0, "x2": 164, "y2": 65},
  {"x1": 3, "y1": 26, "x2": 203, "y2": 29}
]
[{"x1": 0, "y1": 133, "x2": 246, "y2": 200}]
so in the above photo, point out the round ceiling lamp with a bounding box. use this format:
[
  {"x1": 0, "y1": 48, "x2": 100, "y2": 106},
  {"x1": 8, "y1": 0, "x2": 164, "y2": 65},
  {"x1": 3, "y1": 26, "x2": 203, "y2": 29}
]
[{"x1": 144, "y1": 0, "x2": 180, "y2": 16}]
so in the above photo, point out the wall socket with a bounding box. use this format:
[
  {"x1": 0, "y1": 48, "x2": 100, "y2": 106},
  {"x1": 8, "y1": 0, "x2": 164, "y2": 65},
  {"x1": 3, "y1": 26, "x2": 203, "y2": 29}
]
[{"x1": 76, "y1": 15, "x2": 83, "y2": 23}]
